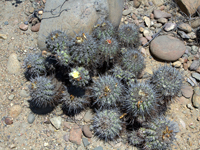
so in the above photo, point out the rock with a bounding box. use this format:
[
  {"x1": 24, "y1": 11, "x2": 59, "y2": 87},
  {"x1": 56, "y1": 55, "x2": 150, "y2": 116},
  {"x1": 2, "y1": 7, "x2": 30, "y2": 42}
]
[
  {"x1": 178, "y1": 23, "x2": 192, "y2": 33},
  {"x1": 189, "y1": 60, "x2": 199, "y2": 71},
  {"x1": 75, "y1": 111, "x2": 85, "y2": 120},
  {"x1": 172, "y1": 61, "x2": 182, "y2": 67},
  {"x1": 134, "y1": 0, "x2": 141, "y2": 8},
  {"x1": 19, "y1": 23, "x2": 28, "y2": 31},
  {"x1": 186, "y1": 103, "x2": 193, "y2": 110},
  {"x1": 150, "y1": 35, "x2": 186, "y2": 61},
  {"x1": 143, "y1": 29, "x2": 150, "y2": 37},
  {"x1": 84, "y1": 110, "x2": 93, "y2": 122},
  {"x1": 179, "y1": 118, "x2": 186, "y2": 129},
  {"x1": 191, "y1": 46, "x2": 199, "y2": 53},
  {"x1": 7, "y1": 53, "x2": 20, "y2": 74},
  {"x1": 181, "y1": 84, "x2": 193, "y2": 98},
  {"x1": 143, "y1": 16, "x2": 151, "y2": 28},
  {"x1": 29, "y1": 7, "x2": 34, "y2": 13},
  {"x1": 197, "y1": 5, "x2": 200, "y2": 14},
  {"x1": 93, "y1": 146, "x2": 103, "y2": 150},
  {"x1": 191, "y1": 18, "x2": 200, "y2": 28},
  {"x1": 152, "y1": 0, "x2": 164, "y2": 6},
  {"x1": 63, "y1": 133, "x2": 69, "y2": 142},
  {"x1": 123, "y1": 9, "x2": 131, "y2": 15},
  {"x1": 69, "y1": 125, "x2": 82, "y2": 145},
  {"x1": 164, "y1": 22, "x2": 176, "y2": 31},
  {"x1": 192, "y1": 87, "x2": 200, "y2": 108},
  {"x1": 174, "y1": 0, "x2": 200, "y2": 16},
  {"x1": 82, "y1": 125, "x2": 92, "y2": 138},
  {"x1": 153, "y1": 23, "x2": 162, "y2": 28},
  {"x1": 8, "y1": 94, "x2": 15, "y2": 100},
  {"x1": 20, "y1": 89, "x2": 30, "y2": 97},
  {"x1": 38, "y1": 0, "x2": 124, "y2": 50},
  {"x1": 192, "y1": 72, "x2": 200, "y2": 81},
  {"x1": 140, "y1": 37, "x2": 148, "y2": 45},
  {"x1": 178, "y1": 31, "x2": 190, "y2": 39},
  {"x1": 153, "y1": 10, "x2": 171, "y2": 19},
  {"x1": 157, "y1": 17, "x2": 167, "y2": 24},
  {"x1": 63, "y1": 122, "x2": 72, "y2": 129},
  {"x1": 0, "y1": 33, "x2": 7, "y2": 40},
  {"x1": 28, "y1": 112, "x2": 35, "y2": 124},
  {"x1": 24, "y1": 21, "x2": 28, "y2": 25},
  {"x1": 5, "y1": 117, "x2": 13, "y2": 125},
  {"x1": 31, "y1": 23, "x2": 41, "y2": 32},
  {"x1": 187, "y1": 32, "x2": 196, "y2": 40},
  {"x1": 50, "y1": 116, "x2": 62, "y2": 130},
  {"x1": 82, "y1": 137, "x2": 90, "y2": 147},
  {"x1": 4, "y1": 21, "x2": 9, "y2": 25},
  {"x1": 9, "y1": 105, "x2": 22, "y2": 118}
]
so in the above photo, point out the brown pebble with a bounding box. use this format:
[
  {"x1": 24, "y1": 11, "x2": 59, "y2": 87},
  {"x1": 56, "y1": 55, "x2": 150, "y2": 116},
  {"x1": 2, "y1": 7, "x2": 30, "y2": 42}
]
[
  {"x1": 159, "y1": 5, "x2": 165, "y2": 10},
  {"x1": 197, "y1": 117, "x2": 200, "y2": 121},
  {"x1": 82, "y1": 125, "x2": 92, "y2": 138},
  {"x1": 196, "y1": 67, "x2": 200, "y2": 73},
  {"x1": 31, "y1": 23, "x2": 41, "y2": 32},
  {"x1": 9, "y1": 105, "x2": 22, "y2": 118},
  {"x1": 19, "y1": 23, "x2": 28, "y2": 31},
  {"x1": 140, "y1": 37, "x2": 148, "y2": 46},
  {"x1": 132, "y1": 14, "x2": 137, "y2": 20},
  {"x1": 183, "y1": 63, "x2": 188, "y2": 70},
  {"x1": 5, "y1": 117, "x2": 13, "y2": 125},
  {"x1": 150, "y1": 13, "x2": 154, "y2": 19},
  {"x1": 69, "y1": 125, "x2": 82, "y2": 145}
]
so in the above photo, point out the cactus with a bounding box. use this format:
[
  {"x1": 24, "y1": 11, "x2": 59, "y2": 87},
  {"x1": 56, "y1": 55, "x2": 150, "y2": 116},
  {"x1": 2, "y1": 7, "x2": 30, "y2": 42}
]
[
  {"x1": 23, "y1": 53, "x2": 46, "y2": 76},
  {"x1": 150, "y1": 65, "x2": 183, "y2": 99},
  {"x1": 128, "y1": 130, "x2": 144, "y2": 146},
  {"x1": 93, "y1": 20, "x2": 115, "y2": 39},
  {"x1": 91, "y1": 109, "x2": 122, "y2": 141},
  {"x1": 91, "y1": 75, "x2": 123, "y2": 109},
  {"x1": 69, "y1": 67, "x2": 90, "y2": 87},
  {"x1": 118, "y1": 24, "x2": 140, "y2": 47},
  {"x1": 139, "y1": 117, "x2": 179, "y2": 150},
  {"x1": 56, "y1": 48, "x2": 71, "y2": 67}
]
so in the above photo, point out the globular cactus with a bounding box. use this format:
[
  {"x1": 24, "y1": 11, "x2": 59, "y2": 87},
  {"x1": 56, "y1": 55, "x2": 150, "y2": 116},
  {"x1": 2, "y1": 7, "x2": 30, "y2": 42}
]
[
  {"x1": 97, "y1": 36, "x2": 119, "y2": 66},
  {"x1": 93, "y1": 20, "x2": 115, "y2": 39},
  {"x1": 70, "y1": 32, "x2": 98, "y2": 67},
  {"x1": 91, "y1": 75, "x2": 123, "y2": 109},
  {"x1": 123, "y1": 82, "x2": 158, "y2": 121},
  {"x1": 69, "y1": 67, "x2": 90, "y2": 87},
  {"x1": 29, "y1": 76, "x2": 62, "y2": 108},
  {"x1": 45, "y1": 30, "x2": 73, "y2": 53},
  {"x1": 91, "y1": 109, "x2": 122, "y2": 141},
  {"x1": 118, "y1": 24, "x2": 140, "y2": 47},
  {"x1": 150, "y1": 65, "x2": 183, "y2": 100},
  {"x1": 61, "y1": 86, "x2": 88, "y2": 115},
  {"x1": 56, "y1": 48, "x2": 71, "y2": 67},
  {"x1": 23, "y1": 53, "x2": 46, "y2": 76},
  {"x1": 128, "y1": 130, "x2": 144, "y2": 146},
  {"x1": 138, "y1": 117, "x2": 179, "y2": 150},
  {"x1": 121, "y1": 50, "x2": 145, "y2": 78}
]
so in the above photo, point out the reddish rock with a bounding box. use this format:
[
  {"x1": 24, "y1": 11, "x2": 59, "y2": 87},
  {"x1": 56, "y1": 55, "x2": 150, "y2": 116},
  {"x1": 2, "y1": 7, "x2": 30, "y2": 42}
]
[
  {"x1": 82, "y1": 125, "x2": 92, "y2": 138},
  {"x1": 31, "y1": 23, "x2": 41, "y2": 32},
  {"x1": 69, "y1": 125, "x2": 82, "y2": 145},
  {"x1": 5, "y1": 117, "x2": 13, "y2": 125},
  {"x1": 19, "y1": 23, "x2": 28, "y2": 31},
  {"x1": 153, "y1": 10, "x2": 171, "y2": 19},
  {"x1": 150, "y1": 35, "x2": 186, "y2": 61},
  {"x1": 140, "y1": 37, "x2": 148, "y2": 46}
]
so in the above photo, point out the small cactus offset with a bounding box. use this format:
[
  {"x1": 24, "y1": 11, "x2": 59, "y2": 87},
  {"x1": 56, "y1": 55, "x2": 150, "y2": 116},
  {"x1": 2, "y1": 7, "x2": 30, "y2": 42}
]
[
  {"x1": 93, "y1": 20, "x2": 115, "y2": 39},
  {"x1": 91, "y1": 75, "x2": 124, "y2": 109},
  {"x1": 23, "y1": 53, "x2": 46, "y2": 76},
  {"x1": 122, "y1": 50, "x2": 145, "y2": 78},
  {"x1": 69, "y1": 67, "x2": 90, "y2": 87},
  {"x1": 128, "y1": 130, "x2": 144, "y2": 146},
  {"x1": 91, "y1": 109, "x2": 122, "y2": 141},
  {"x1": 123, "y1": 82, "x2": 158, "y2": 121},
  {"x1": 150, "y1": 65, "x2": 183, "y2": 99},
  {"x1": 139, "y1": 117, "x2": 179, "y2": 150},
  {"x1": 118, "y1": 24, "x2": 140, "y2": 47},
  {"x1": 56, "y1": 49, "x2": 71, "y2": 67}
]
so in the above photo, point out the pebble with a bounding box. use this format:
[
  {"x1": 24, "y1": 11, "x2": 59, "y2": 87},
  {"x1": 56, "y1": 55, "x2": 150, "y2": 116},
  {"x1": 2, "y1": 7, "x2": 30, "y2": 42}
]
[
  {"x1": 143, "y1": 16, "x2": 151, "y2": 28},
  {"x1": 157, "y1": 17, "x2": 167, "y2": 24},
  {"x1": 69, "y1": 125, "x2": 82, "y2": 145},
  {"x1": 10, "y1": 144, "x2": 16, "y2": 149},
  {"x1": 134, "y1": 0, "x2": 141, "y2": 8},
  {"x1": 0, "y1": 33, "x2": 7, "y2": 40},
  {"x1": 4, "y1": 21, "x2": 8, "y2": 25},
  {"x1": 153, "y1": 23, "x2": 162, "y2": 28},
  {"x1": 150, "y1": 13, "x2": 154, "y2": 19},
  {"x1": 9, "y1": 105, "x2": 22, "y2": 118},
  {"x1": 38, "y1": 10, "x2": 43, "y2": 15},
  {"x1": 31, "y1": 23, "x2": 41, "y2": 32},
  {"x1": 178, "y1": 23, "x2": 192, "y2": 33},
  {"x1": 8, "y1": 94, "x2": 15, "y2": 100},
  {"x1": 5, "y1": 117, "x2": 13, "y2": 125},
  {"x1": 178, "y1": 31, "x2": 190, "y2": 39},
  {"x1": 7, "y1": 53, "x2": 21, "y2": 74},
  {"x1": 82, "y1": 125, "x2": 92, "y2": 138},
  {"x1": 24, "y1": 21, "x2": 28, "y2": 25},
  {"x1": 29, "y1": 7, "x2": 34, "y2": 13},
  {"x1": 192, "y1": 87, "x2": 200, "y2": 108},
  {"x1": 143, "y1": 29, "x2": 150, "y2": 37},
  {"x1": 192, "y1": 72, "x2": 200, "y2": 81},
  {"x1": 150, "y1": 35, "x2": 186, "y2": 61},
  {"x1": 153, "y1": 9, "x2": 171, "y2": 19},
  {"x1": 82, "y1": 137, "x2": 90, "y2": 147},
  {"x1": 93, "y1": 146, "x2": 103, "y2": 150},
  {"x1": 187, "y1": 32, "x2": 196, "y2": 39},
  {"x1": 75, "y1": 111, "x2": 85, "y2": 120},
  {"x1": 44, "y1": 142, "x2": 49, "y2": 147},
  {"x1": 50, "y1": 116, "x2": 62, "y2": 130},
  {"x1": 27, "y1": 112, "x2": 35, "y2": 124},
  {"x1": 164, "y1": 22, "x2": 176, "y2": 31},
  {"x1": 172, "y1": 61, "x2": 182, "y2": 67},
  {"x1": 186, "y1": 103, "x2": 193, "y2": 110},
  {"x1": 84, "y1": 110, "x2": 93, "y2": 122},
  {"x1": 140, "y1": 37, "x2": 148, "y2": 45},
  {"x1": 191, "y1": 46, "x2": 199, "y2": 53},
  {"x1": 152, "y1": 0, "x2": 164, "y2": 6},
  {"x1": 63, "y1": 133, "x2": 69, "y2": 142},
  {"x1": 63, "y1": 122, "x2": 72, "y2": 129},
  {"x1": 123, "y1": 9, "x2": 131, "y2": 15},
  {"x1": 191, "y1": 18, "x2": 200, "y2": 28},
  {"x1": 187, "y1": 77, "x2": 197, "y2": 87},
  {"x1": 181, "y1": 85, "x2": 193, "y2": 98},
  {"x1": 19, "y1": 23, "x2": 28, "y2": 31},
  {"x1": 20, "y1": 89, "x2": 30, "y2": 97}
]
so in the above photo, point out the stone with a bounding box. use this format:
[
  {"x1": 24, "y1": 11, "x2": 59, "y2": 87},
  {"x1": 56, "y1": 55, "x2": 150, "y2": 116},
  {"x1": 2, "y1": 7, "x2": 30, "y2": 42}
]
[
  {"x1": 192, "y1": 87, "x2": 200, "y2": 108},
  {"x1": 157, "y1": 17, "x2": 168, "y2": 24},
  {"x1": 69, "y1": 125, "x2": 82, "y2": 145},
  {"x1": 140, "y1": 37, "x2": 148, "y2": 45},
  {"x1": 192, "y1": 72, "x2": 200, "y2": 81},
  {"x1": 134, "y1": 0, "x2": 141, "y2": 8},
  {"x1": 191, "y1": 18, "x2": 200, "y2": 28},
  {"x1": 19, "y1": 23, "x2": 28, "y2": 31},
  {"x1": 82, "y1": 125, "x2": 92, "y2": 138},
  {"x1": 150, "y1": 35, "x2": 186, "y2": 61},
  {"x1": 181, "y1": 84, "x2": 193, "y2": 98},
  {"x1": 38, "y1": 0, "x2": 124, "y2": 50},
  {"x1": 123, "y1": 9, "x2": 131, "y2": 15},
  {"x1": 187, "y1": 32, "x2": 196, "y2": 40},
  {"x1": 28, "y1": 112, "x2": 35, "y2": 124},
  {"x1": 4, "y1": 21, "x2": 9, "y2": 25},
  {"x1": 153, "y1": 23, "x2": 162, "y2": 28},
  {"x1": 63, "y1": 133, "x2": 69, "y2": 142},
  {"x1": 143, "y1": 16, "x2": 150, "y2": 28},
  {"x1": 186, "y1": 103, "x2": 193, "y2": 110},
  {"x1": 174, "y1": 0, "x2": 200, "y2": 16},
  {"x1": 82, "y1": 137, "x2": 90, "y2": 147},
  {"x1": 172, "y1": 61, "x2": 182, "y2": 68},
  {"x1": 197, "y1": 5, "x2": 200, "y2": 14},
  {"x1": 8, "y1": 94, "x2": 15, "y2": 100},
  {"x1": 143, "y1": 29, "x2": 150, "y2": 37},
  {"x1": 164, "y1": 22, "x2": 176, "y2": 31},
  {"x1": 93, "y1": 146, "x2": 103, "y2": 150},
  {"x1": 31, "y1": 23, "x2": 41, "y2": 32},
  {"x1": 50, "y1": 116, "x2": 62, "y2": 130},
  {"x1": 153, "y1": 10, "x2": 171, "y2": 19},
  {"x1": 178, "y1": 23, "x2": 192, "y2": 33},
  {"x1": 7, "y1": 53, "x2": 21, "y2": 74},
  {"x1": 152, "y1": 0, "x2": 164, "y2": 6},
  {"x1": 20, "y1": 89, "x2": 30, "y2": 97},
  {"x1": 9, "y1": 105, "x2": 22, "y2": 118},
  {"x1": 178, "y1": 31, "x2": 190, "y2": 39},
  {"x1": 29, "y1": 7, "x2": 34, "y2": 13},
  {"x1": 5, "y1": 117, "x2": 13, "y2": 125},
  {"x1": 0, "y1": 34, "x2": 7, "y2": 40},
  {"x1": 189, "y1": 60, "x2": 199, "y2": 71},
  {"x1": 84, "y1": 110, "x2": 93, "y2": 122}
]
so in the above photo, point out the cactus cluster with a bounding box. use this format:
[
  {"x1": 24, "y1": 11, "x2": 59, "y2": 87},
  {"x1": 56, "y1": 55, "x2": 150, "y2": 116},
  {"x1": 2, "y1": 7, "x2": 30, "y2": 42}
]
[{"x1": 23, "y1": 20, "x2": 182, "y2": 150}]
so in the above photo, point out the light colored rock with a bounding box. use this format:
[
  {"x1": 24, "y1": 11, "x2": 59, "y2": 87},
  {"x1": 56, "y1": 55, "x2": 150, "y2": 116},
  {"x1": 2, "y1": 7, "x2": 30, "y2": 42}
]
[
  {"x1": 19, "y1": 23, "x2": 28, "y2": 31},
  {"x1": 192, "y1": 87, "x2": 200, "y2": 108},
  {"x1": 178, "y1": 23, "x2": 192, "y2": 33},
  {"x1": 20, "y1": 89, "x2": 30, "y2": 97},
  {"x1": 178, "y1": 31, "x2": 190, "y2": 39},
  {"x1": 187, "y1": 32, "x2": 196, "y2": 39},
  {"x1": 50, "y1": 116, "x2": 62, "y2": 130},
  {"x1": 152, "y1": 0, "x2": 164, "y2": 6},
  {"x1": 38, "y1": 0, "x2": 124, "y2": 50},
  {"x1": 7, "y1": 53, "x2": 20, "y2": 74},
  {"x1": 0, "y1": 34, "x2": 7, "y2": 40},
  {"x1": 181, "y1": 84, "x2": 193, "y2": 98},
  {"x1": 123, "y1": 9, "x2": 131, "y2": 15},
  {"x1": 84, "y1": 110, "x2": 93, "y2": 122},
  {"x1": 192, "y1": 72, "x2": 200, "y2": 81},
  {"x1": 9, "y1": 105, "x2": 22, "y2": 118},
  {"x1": 143, "y1": 16, "x2": 150, "y2": 28},
  {"x1": 153, "y1": 10, "x2": 171, "y2": 19},
  {"x1": 157, "y1": 17, "x2": 168, "y2": 24},
  {"x1": 143, "y1": 29, "x2": 150, "y2": 37},
  {"x1": 150, "y1": 35, "x2": 186, "y2": 61},
  {"x1": 191, "y1": 18, "x2": 200, "y2": 28},
  {"x1": 82, "y1": 125, "x2": 92, "y2": 138},
  {"x1": 164, "y1": 22, "x2": 176, "y2": 31},
  {"x1": 28, "y1": 112, "x2": 35, "y2": 124},
  {"x1": 172, "y1": 61, "x2": 182, "y2": 67}
]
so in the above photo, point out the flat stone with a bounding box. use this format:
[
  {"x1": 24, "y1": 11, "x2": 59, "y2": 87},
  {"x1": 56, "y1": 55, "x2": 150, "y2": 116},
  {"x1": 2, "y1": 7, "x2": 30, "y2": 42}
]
[
  {"x1": 157, "y1": 17, "x2": 168, "y2": 24},
  {"x1": 7, "y1": 53, "x2": 20, "y2": 74},
  {"x1": 178, "y1": 31, "x2": 190, "y2": 39},
  {"x1": 50, "y1": 116, "x2": 62, "y2": 130},
  {"x1": 192, "y1": 72, "x2": 200, "y2": 81},
  {"x1": 123, "y1": 9, "x2": 131, "y2": 15},
  {"x1": 153, "y1": 10, "x2": 171, "y2": 19},
  {"x1": 187, "y1": 32, "x2": 196, "y2": 40},
  {"x1": 192, "y1": 88, "x2": 200, "y2": 108},
  {"x1": 181, "y1": 84, "x2": 193, "y2": 98},
  {"x1": 189, "y1": 60, "x2": 199, "y2": 71},
  {"x1": 140, "y1": 37, "x2": 148, "y2": 46},
  {"x1": 28, "y1": 112, "x2": 35, "y2": 124},
  {"x1": 0, "y1": 34, "x2": 7, "y2": 40},
  {"x1": 93, "y1": 146, "x2": 103, "y2": 150},
  {"x1": 20, "y1": 89, "x2": 30, "y2": 97},
  {"x1": 19, "y1": 23, "x2": 28, "y2": 31},
  {"x1": 178, "y1": 23, "x2": 192, "y2": 33},
  {"x1": 191, "y1": 18, "x2": 200, "y2": 28},
  {"x1": 31, "y1": 23, "x2": 41, "y2": 32},
  {"x1": 84, "y1": 110, "x2": 93, "y2": 122},
  {"x1": 152, "y1": 0, "x2": 164, "y2": 6},
  {"x1": 150, "y1": 35, "x2": 186, "y2": 61},
  {"x1": 9, "y1": 105, "x2": 22, "y2": 118},
  {"x1": 63, "y1": 133, "x2": 69, "y2": 142},
  {"x1": 186, "y1": 103, "x2": 194, "y2": 110},
  {"x1": 82, "y1": 137, "x2": 90, "y2": 147},
  {"x1": 143, "y1": 16, "x2": 150, "y2": 28},
  {"x1": 164, "y1": 22, "x2": 176, "y2": 31},
  {"x1": 8, "y1": 94, "x2": 15, "y2": 100},
  {"x1": 69, "y1": 125, "x2": 82, "y2": 145},
  {"x1": 82, "y1": 125, "x2": 92, "y2": 138}
]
